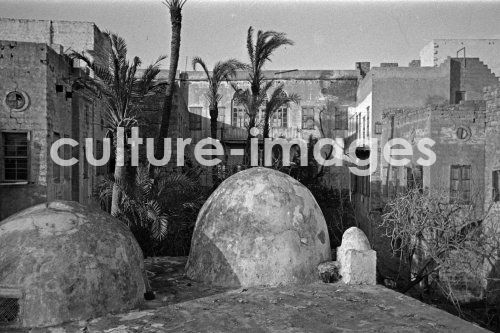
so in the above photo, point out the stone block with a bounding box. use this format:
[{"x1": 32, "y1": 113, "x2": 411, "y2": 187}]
[
  {"x1": 339, "y1": 249, "x2": 377, "y2": 285},
  {"x1": 337, "y1": 227, "x2": 377, "y2": 285}
]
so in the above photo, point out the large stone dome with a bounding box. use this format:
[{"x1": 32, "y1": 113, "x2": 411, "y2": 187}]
[
  {"x1": 186, "y1": 167, "x2": 331, "y2": 287},
  {"x1": 0, "y1": 201, "x2": 145, "y2": 328}
]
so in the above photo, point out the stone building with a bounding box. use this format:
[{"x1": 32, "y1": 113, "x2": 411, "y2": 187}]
[
  {"x1": 346, "y1": 53, "x2": 500, "y2": 291},
  {"x1": 373, "y1": 97, "x2": 499, "y2": 298},
  {"x1": 0, "y1": 18, "x2": 109, "y2": 219},
  {"x1": 171, "y1": 68, "x2": 361, "y2": 187},
  {"x1": 347, "y1": 57, "x2": 498, "y2": 228}
]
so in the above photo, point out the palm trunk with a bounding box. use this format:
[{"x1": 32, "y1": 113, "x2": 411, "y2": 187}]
[
  {"x1": 244, "y1": 114, "x2": 256, "y2": 166},
  {"x1": 209, "y1": 103, "x2": 218, "y2": 187},
  {"x1": 262, "y1": 112, "x2": 271, "y2": 167},
  {"x1": 111, "y1": 163, "x2": 125, "y2": 216},
  {"x1": 263, "y1": 112, "x2": 271, "y2": 139},
  {"x1": 155, "y1": 6, "x2": 183, "y2": 168},
  {"x1": 209, "y1": 103, "x2": 218, "y2": 139}
]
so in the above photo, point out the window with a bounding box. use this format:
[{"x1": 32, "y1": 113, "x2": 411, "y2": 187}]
[
  {"x1": 232, "y1": 106, "x2": 247, "y2": 128},
  {"x1": 5, "y1": 91, "x2": 26, "y2": 110},
  {"x1": 2, "y1": 132, "x2": 28, "y2": 182},
  {"x1": 455, "y1": 91, "x2": 465, "y2": 104},
  {"x1": 189, "y1": 107, "x2": 202, "y2": 131},
  {"x1": 456, "y1": 126, "x2": 471, "y2": 141},
  {"x1": 450, "y1": 165, "x2": 471, "y2": 203},
  {"x1": 53, "y1": 133, "x2": 61, "y2": 183},
  {"x1": 493, "y1": 170, "x2": 500, "y2": 202},
  {"x1": 367, "y1": 111, "x2": 370, "y2": 138},
  {"x1": 407, "y1": 165, "x2": 423, "y2": 190},
  {"x1": 272, "y1": 107, "x2": 288, "y2": 128},
  {"x1": 302, "y1": 107, "x2": 315, "y2": 129},
  {"x1": 334, "y1": 107, "x2": 348, "y2": 130},
  {"x1": 217, "y1": 107, "x2": 226, "y2": 123},
  {"x1": 356, "y1": 114, "x2": 360, "y2": 139},
  {"x1": 84, "y1": 104, "x2": 90, "y2": 125},
  {"x1": 390, "y1": 166, "x2": 399, "y2": 198}
]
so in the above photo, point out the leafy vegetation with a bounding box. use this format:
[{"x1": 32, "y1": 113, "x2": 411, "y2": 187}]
[{"x1": 96, "y1": 165, "x2": 206, "y2": 257}]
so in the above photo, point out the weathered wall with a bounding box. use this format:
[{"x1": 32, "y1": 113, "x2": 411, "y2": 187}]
[
  {"x1": 0, "y1": 40, "x2": 108, "y2": 219},
  {"x1": 449, "y1": 58, "x2": 499, "y2": 102},
  {"x1": 484, "y1": 86, "x2": 500, "y2": 221},
  {"x1": 483, "y1": 85, "x2": 500, "y2": 299},
  {"x1": 420, "y1": 39, "x2": 500, "y2": 77},
  {"x1": 0, "y1": 41, "x2": 49, "y2": 219},
  {"x1": 46, "y1": 45, "x2": 74, "y2": 202},
  {"x1": 0, "y1": 18, "x2": 103, "y2": 55}
]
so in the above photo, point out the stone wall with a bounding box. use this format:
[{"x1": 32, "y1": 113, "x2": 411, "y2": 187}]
[
  {"x1": 483, "y1": 85, "x2": 500, "y2": 298},
  {"x1": 0, "y1": 18, "x2": 106, "y2": 55},
  {"x1": 0, "y1": 41, "x2": 50, "y2": 218},
  {"x1": 0, "y1": 40, "x2": 108, "y2": 219},
  {"x1": 420, "y1": 39, "x2": 500, "y2": 77}
]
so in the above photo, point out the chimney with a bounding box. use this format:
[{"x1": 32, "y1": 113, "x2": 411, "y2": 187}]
[
  {"x1": 380, "y1": 63, "x2": 399, "y2": 68},
  {"x1": 355, "y1": 62, "x2": 370, "y2": 78}
]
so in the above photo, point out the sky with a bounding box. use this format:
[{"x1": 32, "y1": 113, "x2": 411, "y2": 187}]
[{"x1": 1, "y1": 0, "x2": 500, "y2": 70}]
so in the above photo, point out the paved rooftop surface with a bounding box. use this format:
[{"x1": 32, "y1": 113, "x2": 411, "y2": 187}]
[{"x1": 21, "y1": 257, "x2": 488, "y2": 333}]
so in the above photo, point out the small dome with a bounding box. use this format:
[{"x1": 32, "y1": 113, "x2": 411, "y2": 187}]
[
  {"x1": 0, "y1": 201, "x2": 145, "y2": 328},
  {"x1": 186, "y1": 167, "x2": 331, "y2": 287},
  {"x1": 339, "y1": 227, "x2": 371, "y2": 251}
]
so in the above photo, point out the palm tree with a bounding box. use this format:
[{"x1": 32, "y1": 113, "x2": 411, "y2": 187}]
[
  {"x1": 156, "y1": 0, "x2": 187, "y2": 162},
  {"x1": 72, "y1": 32, "x2": 165, "y2": 216},
  {"x1": 191, "y1": 57, "x2": 247, "y2": 139},
  {"x1": 233, "y1": 27, "x2": 294, "y2": 163},
  {"x1": 96, "y1": 166, "x2": 205, "y2": 256}
]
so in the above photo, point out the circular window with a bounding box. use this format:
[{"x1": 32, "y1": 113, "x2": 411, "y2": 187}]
[
  {"x1": 5, "y1": 91, "x2": 29, "y2": 111},
  {"x1": 456, "y1": 126, "x2": 471, "y2": 141}
]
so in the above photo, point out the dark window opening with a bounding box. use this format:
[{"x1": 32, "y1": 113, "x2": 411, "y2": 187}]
[
  {"x1": 407, "y1": 165, "x2": 423, "y2": 191},
  {"x1": 302, "y1": 107, "x2": 315, "y2": 129},
  {"x1": 450, "y1": 165, "x2": 471, "y2": 203},
  {"x1": 455, "y1": 91, "x2": 465, "y2": 104},
  {"x1": 390, "y1": 166, "x2": 399, "y2": 198},
  {"x1": 0, "y1": 297, "x2": 19, "y2": 325},
  {"x1": 2, "y1": 132, "x2": 28, "y2": 182},
  {"x1": 493, "y1": 170, "x2": 500, "y2": 202}
]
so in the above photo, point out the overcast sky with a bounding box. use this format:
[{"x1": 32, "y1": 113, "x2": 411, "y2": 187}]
[{"x1": 2, "y1": 0, "x2": 500, "y2": 70}]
